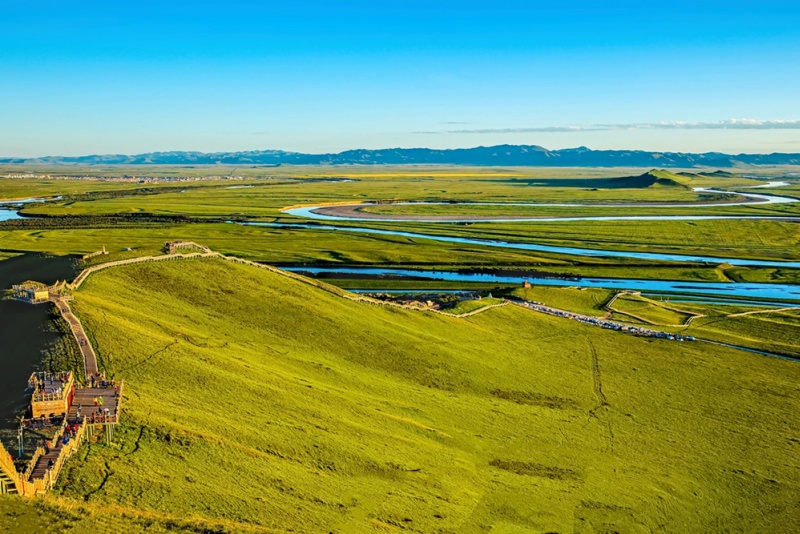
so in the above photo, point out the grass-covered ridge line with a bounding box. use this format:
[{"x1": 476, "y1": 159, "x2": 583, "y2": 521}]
[{"x1": 8, "y1": 257, "x2": 793, "y2": 532}]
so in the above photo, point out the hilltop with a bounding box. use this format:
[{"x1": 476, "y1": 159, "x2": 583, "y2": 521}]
[
  {"x1": 601, "y1": 169, "x2": 694, "y2": 189},
  {"x1": 3, "y1": 145, "x2": 800, "y2": 167},
  {"x1": 4, "y1": 258, "x2": 797, "y2": 532}
]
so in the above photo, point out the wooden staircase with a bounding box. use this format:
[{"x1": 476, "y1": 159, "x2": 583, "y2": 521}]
[
  {"x1": 27, "y1": 444, "x2": 63, "y2": 482},
  {"x1": 0, "y1": 442, "x2": 20, "y2": 495}
]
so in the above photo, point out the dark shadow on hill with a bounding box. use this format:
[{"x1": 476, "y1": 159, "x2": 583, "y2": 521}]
[{"x1": 484, "y1": 169, "x2": 694, "y2": 189}]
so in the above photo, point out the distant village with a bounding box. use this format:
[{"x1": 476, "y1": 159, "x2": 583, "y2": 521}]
[{"x1": 1, "y1": 173, "x2": 249, "y2": 182}]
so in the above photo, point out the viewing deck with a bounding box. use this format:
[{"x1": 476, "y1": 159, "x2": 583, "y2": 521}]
[
  {"x1": 13, "y1": 381, "x2": 122, "y2": 496},
  {"x1": 29, "y1": 371, "x2": 75, "y2": 418},
  {"x1": 4, "y1": 267, "x2": 126, "y2": 497},
  {"x1": 68, "y1": 382, "x2": 122, "y2": 425}
]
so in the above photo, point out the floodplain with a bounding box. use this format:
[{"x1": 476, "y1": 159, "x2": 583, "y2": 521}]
[{"x1": 0, "y1": 165, "x2": 798, "y2": 531}]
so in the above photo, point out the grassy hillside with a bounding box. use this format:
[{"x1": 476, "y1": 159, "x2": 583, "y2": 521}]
[
  {"x1": 512, "y1": 286, "x2": 614, "y2": 316},
  {"x1": 0, "y1": 257, "x2": 792, "y2": 532},
  {"x1": 608, "y1": 294, "x2": 695, "y2": 326},
  {"x1": 686, "y1": 309, "x2": 800, "y2": 356}
]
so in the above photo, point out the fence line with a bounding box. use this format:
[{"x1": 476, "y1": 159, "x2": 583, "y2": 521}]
[{"x1": 69, "y1": 245, "x2": 507, "y2": 320}]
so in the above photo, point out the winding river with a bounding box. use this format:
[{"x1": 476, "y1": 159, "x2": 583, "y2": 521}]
[
  {"x1": 0, "y1": 208, "x2": 22, "y2": 222},
  {"x1": 244, "y1": 221, "x2": 800, "y2": 269},
  {"x1": 286, "y1": 266, "x2": 800, "y2": 302},
  {"x1": 283, "y1": 186, "x2": 799, "y2": 223},
  {"x1": 260, "y1": 182, "x2": 800, "y2": 269},
  {"x1": 0, "y1": 196, "x2": 59, "y2": 222}
]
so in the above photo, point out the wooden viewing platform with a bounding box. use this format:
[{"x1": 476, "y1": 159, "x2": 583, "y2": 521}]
[
  {"x1": 28, "y1": 371, "x2": 75, "y2": 418},
  {"x1": 4, "y1": 380, "x2": 124, "y2": 497},
  {"x1": 10, "y1": 281, "x2": 50, "y2": 304},
  {"x1": 27, "y1": 381, "x2": 122, "y2": 481},
  {"x1": 2, "y1": 259, "x2": 128, "y2": 496}
]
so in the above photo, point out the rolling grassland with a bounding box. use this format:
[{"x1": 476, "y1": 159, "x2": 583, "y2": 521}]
[{"x1": 2, "y1": 258, "x2": 796, "y2": 532}]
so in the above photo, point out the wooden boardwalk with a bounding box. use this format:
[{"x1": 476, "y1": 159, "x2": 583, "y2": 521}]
[
  {"x1": 27, "y1": 443, "x2": 63, "y2": 481},
  {"x1": 27, "y1": 386, "x2": 121, "y2": 483},
  {"x1": 52, "y1": 296, "x2": 98, "y2": 379},
  {"x1": 68, "y1": 386, "x2": 120, "y2": 423}
]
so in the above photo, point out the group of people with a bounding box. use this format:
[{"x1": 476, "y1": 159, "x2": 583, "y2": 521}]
[
  {"x1": 25, "y1": 414, "x2": 64, "y2": 429},
  {"x1": 90, "y1": 408, "x2": 113, "y2": 423},
  {"x1": 42, "y1": 423, "x2": 81, "y2": 470},
  {"x1": 29, "y1": 371, "x2": 73, "y2": 398},
  {"x1": 88, "y1": 372, "x2": 121, "y2": 393}
]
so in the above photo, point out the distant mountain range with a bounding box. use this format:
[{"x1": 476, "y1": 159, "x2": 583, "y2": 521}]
[{"x1": 3, "y1": 145, "x2": 800, "y2": 167}]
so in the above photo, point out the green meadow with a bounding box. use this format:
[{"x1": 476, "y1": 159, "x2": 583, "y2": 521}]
[
  {"x1": 2, "y1": 258, "x2": 797, "y2": 532},
  {"x1": 0, "y1": 166, "x2": 798, "y2": 531},
  {"x1": 607, "y1": 294, "x2": 695, "y2": 326}
]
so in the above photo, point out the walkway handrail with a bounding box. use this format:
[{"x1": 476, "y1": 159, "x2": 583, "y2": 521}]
[
  {"x1": 52, "y1": 297, "x2": 97, "y2": 379},
  {"x1": 70, "y1": 250, "x2": 216, "y2": 290},
  {"x1": 32, "y1": 417, "x2": 89, "y2": 492},
  {"x1": 23, "y1": 447, "x2": 44, "y2": 480},
  {"x1": 0, "y1": 441, "x2": 20, "y2": 484}
]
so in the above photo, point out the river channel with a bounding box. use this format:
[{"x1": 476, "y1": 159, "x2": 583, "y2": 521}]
[
  {"x1": 286, "y1": 266, "x2": 800, "y2": 303},
  {"x1": 283, "y1": 186, "x2": 799, "y2": 223},
  {"x1": 245, "y1": 221, "x2": 800, "y2": 269}
]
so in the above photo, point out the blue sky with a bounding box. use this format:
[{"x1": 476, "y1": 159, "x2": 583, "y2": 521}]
[{"x1": 2, "y1": 1, "x2": 799, "y2": 156}]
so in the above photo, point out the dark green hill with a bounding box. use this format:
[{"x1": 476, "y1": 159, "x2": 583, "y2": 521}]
[{"x1": 600, "y1": 169, "x2": 694, "y2": 189}]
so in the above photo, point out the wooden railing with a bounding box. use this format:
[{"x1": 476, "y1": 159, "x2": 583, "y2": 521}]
[
  {"x1": 22, "y1": 447, "x2": 44, "y2": 480},
  {"x1": 70, "y1": 250, "x2": 219, "y2": 290},
  {"x1": 31, "y1": 390, "x2": 65, "y2": 403},
  {"x1": 0, "y1": 441, "x2": 20, "y2": 482},
  {"x1": 31, "y1": 417, "x2": 89, "y2": 494}
]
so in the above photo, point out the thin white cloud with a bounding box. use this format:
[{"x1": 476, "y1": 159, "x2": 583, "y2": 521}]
[
  {"x1": 447, "y1": 126, "x2": 607, "y2": 134},
  {"x1": 442, "y1": 119, "x2": 800, "y2": 134}
]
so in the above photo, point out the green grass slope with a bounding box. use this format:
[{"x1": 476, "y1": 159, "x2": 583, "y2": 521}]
[
  {"x1": 10, "y1": 258, "x2": 799, "y2": 533},
  {"x1": 512, "y1": 286, "x2": 614, "y2": 316}
]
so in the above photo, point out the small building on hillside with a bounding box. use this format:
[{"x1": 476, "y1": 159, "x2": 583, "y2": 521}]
[
  {"x1": 11, "y1": 282, "x2": 50, "y2": 303},
  {"x1": 29, "y1": 371, "x2": 75, "y2": 418},
  {"x1": 165, "y1": 241, "x2": 196, "y2": 254}
]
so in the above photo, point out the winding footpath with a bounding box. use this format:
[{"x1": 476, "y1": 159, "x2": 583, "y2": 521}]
[{"x1": 52, "y1": 297, "x2": 98, "y2": 378}]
